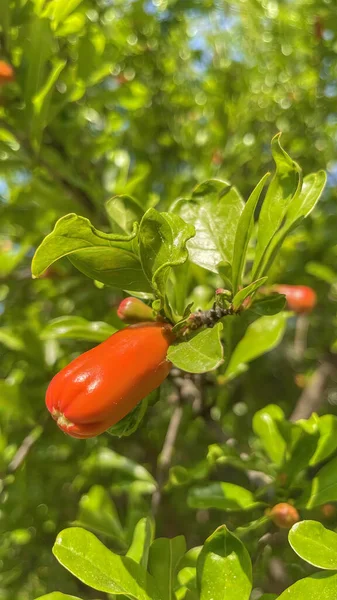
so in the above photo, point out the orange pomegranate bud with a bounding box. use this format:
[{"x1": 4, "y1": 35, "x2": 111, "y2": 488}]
[
  {"x1": 117, "y1": 297, "x2": 155, "y2": 324},
  {"x1": 0, "y1": 60, "x2": 14, "y2": 85},
  {"x1": 274, "y1": 284, "x2": 317, "y2": 314},
  {"x1": 267, "y1": 503, "x2": 300, "y2": 529},
  {"x1": 46, "y1": 322, "x2": 174, "y2": 438}
]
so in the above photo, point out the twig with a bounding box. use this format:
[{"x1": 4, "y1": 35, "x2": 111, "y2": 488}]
[
  {"x1": 8, "y1": 422, "x2": 45, "y2": 473},
  {"x1": 290, "y1": 360, "x2": 336, "y2": 421},
  {"x1": 293, "y1": 314, "x2": 309, "y2": 361},
  {"x1": 151, "y1": 401, "x2": 183, "y2": 516}
]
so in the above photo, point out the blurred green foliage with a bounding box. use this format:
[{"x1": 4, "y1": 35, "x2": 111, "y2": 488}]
[{"x1": 2, "y1": 1, "x2": 337, "y2": 599}]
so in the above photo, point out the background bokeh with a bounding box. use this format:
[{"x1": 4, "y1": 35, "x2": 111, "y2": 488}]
[{"x1": 2, "y1": 1, "x2": 337, "y2": 598}]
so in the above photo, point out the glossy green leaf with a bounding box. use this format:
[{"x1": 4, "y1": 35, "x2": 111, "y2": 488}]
[
  {"x1": 277, "y1": 572, "x2": 337, "y2": 600},
  {"x1": 232, "y1": 277, "x2": 268, "y2": 310},
  {"x1": 139, "y1": 208, "x2": 195, "y2": 306},
  {"x1": 232, "y1": 173, "x2": 270, "y2": 293},
  {"x1": 253, "y1": 168, "x2": 326, "y2": 279},
  {"x1": 177, "y1": 567, "x2": 197, "y2": 591},
  {"x1": 174, "y1": 180, "x2": 244, "y2": 273},
  {"x1": 284, "y1": 169, "x2": 327, "y2": 228},
  {"x1": 258, "y1": 595, "x2": 277, "y2": 600},
  {"x1": 74, "y1": 486, "x2": 125, "y2": 544},
  {"x1": 252, "y1": 134, "x2": 302, "y2": 279},
  {"x1": 34, "y1": 594, "x2": 83, "y2": 600},
  {"x1": 148, "y1": 536, "x2": 186, "y2": 600},
  {"x1": 289, "y1": 520, "x2": 337, "y2": 569},
  {"x1": 53, "y1": 527, "x2": 159, "y2": 599},
  {"x1": 188, "y1": 482, "x2": 257, "y2": 511},
  {"x1": 225, "y1": 313, "x2": 288, "y2": 380},
  {"x1": 32, "y1": 214, "x2": 150, "y2": 291},
  {"x1": 179, "y1": 547, "x2": 202, "y2": 570},
  {"x1": 301, "y1": 456, "x2": 337, "y2": 508},
  {"x1": 40, "y1": 316, "x2": 116, "y2": 342},
  {"x1": 167, "y1": 323, "x2": 223, "y2": 373},
  {"x1": 253, "y1": 405, "x2": 287, "y2": 465},
  {"x1": 259, "y1": 170, "x2": 326, "y2": 277},
  {"x1": 106, "y1": 195, "x2": 144, "y2": 235},
  {"x1": 126, "y1": 517, "x2": 154, "y2": 569},
  {"x1": 197, "y1": 526, "x2": 252, "y2": 600},
  {"x1": 251, "y1": 293, "x2": 286, "y2": 316}
]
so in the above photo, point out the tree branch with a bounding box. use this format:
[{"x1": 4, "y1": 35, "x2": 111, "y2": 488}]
[
  {"x1": 8, "y1": 422, "x2": 45, "y2": 473},
  {"x1": 151, "y1": 400, "x2": 183, "y2": 517},
  {"x1": 290, "y1": 360, "x2": 336, "y2": 422},
  {"x1": 293, "y1": 314, "x2": 309, "y2": 362}
]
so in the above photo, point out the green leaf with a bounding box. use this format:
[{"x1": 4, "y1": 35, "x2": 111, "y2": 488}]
[
  {"x1": 232, "y1": 173, "x2": 270, "y2": 294},
  {"x1": 0, "y1": 328, "x2": 24, "y2": 351},
  {"x1": 23, "y1": 16, "x2": 53, "y2": 114},
  {"x1": 106, "y1": 195, "x2": 144, "y2": 235},
  {"x1": 173, "y1": 180, "x2": 244, "y2": 273},
  {"x1": 179, "y1": 547, "x2": 203, "y2": 570},
  {"x1": 34, "y1": 594, "x2": 83, "y2": 600},
  {"x1": 40, "y1": 316, "x2": 116, "y2": 342},
  {"x1": 127, "y1": 518, "x2": 154, "y2": 570},
  {"x1": 253, "y1": 405, "x2": 287, "y2": 465},
  {"x1": 225, "y1": 313, "x2": 288, "y2": 380},
  {"x1": 43, "y1": 0, "x2": 84, "y2": 27},
  {"x1": 53, "y1": 527, "x2": 159, "y2": 599},
  {"x1": 188, "y1": 482, "x2": 258, "y2": 511},
  {"x1": 301, "y1": 456, "x2": 337, "y2": 508},
  {"x1": 253, "y1": 168, "x2": 326, "y2": 280},
  {"x1": 167, "y1": 323, "x2": 223, "y2": 373},
  {"x1": 177, "y1": 567, "x2": 197, "y2": 591},
  {"x1": 283, "y1": 428, "x2": 319, "y2": 485},
  {"x1": 277, "y1": 572, "x2": 337, "y2": 600},
  {"x1": 81, "y1": 448, "x2": 156, "y2": 485},
  {"x1": 32, "y1": 214, "x2": 150, "y2": 292},
  {"x1": 197, "y1": 526, "x2": 252, "y2": 600},
  {"x1": 284, "y1": 169, "x2": 327, "y2": 228},
  {"x1": 309, "y1": 415, "x2": 337, "y2": 465},
  {"x1": 148, "y1": 536, "x2": 186, "y2": 600},
  {"x1": 306, "y1": 261, "x2": 337, "y2": 284},
  {"x1": 251, "y1": 293, "x2": 286, "y2": 316},
  {"x1": 32, "y1": 59, "x2": 66, "y2": 147},
  {"x1": 252, "y1": 134, "x2": 302, "y2": 279},
  {"x1": 74, "y1": 486, "x2": 125, "y2": 544},
  {"x1": 232, "y1": 277, "x2": 268, "y2": 310},
  {"x1": 289, "y1": 520, "x2": 337, "y2": 570},
  {"x1": 139, "y1": 208, "x2": 194, "y2": 312},
  {"x1": 107, "y1": 396, "x2": 150, "y2": 438}
]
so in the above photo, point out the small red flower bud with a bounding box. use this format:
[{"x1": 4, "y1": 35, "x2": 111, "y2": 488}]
[
  {"x1": 117, "y1": 297, "x2": 155, "y2": 324},
  {"x1": 274, "y1": 285, "x2": 317, "y2": 314},
  {"x1": 46, "y1": 322, "x2": 174, "y2": 438},
  {"x1": 267, "y1": 503, "x2": 300, "y2": 529},
  {"x1": 0, "y1": 61, "x2": 14, "y2": 85}
]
